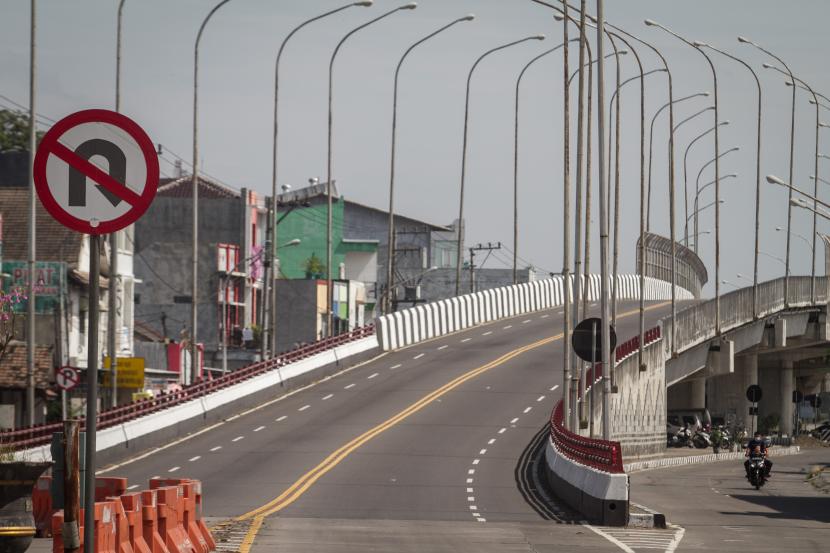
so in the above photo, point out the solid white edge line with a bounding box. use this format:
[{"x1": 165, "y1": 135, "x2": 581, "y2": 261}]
[{"x1": 581, "y1": 523, "x2": 636, "y2": 553}]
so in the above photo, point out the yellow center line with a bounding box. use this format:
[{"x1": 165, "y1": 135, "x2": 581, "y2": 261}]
[{"x1": 235, "y1": 302, "x2": 669, "y2": 551}]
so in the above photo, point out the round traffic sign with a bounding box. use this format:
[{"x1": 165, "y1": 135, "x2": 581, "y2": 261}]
[
  {"x1": 56, "y1": 366, "x2": 80, "y2": 391},
  {"x1": 746, "y1": 384, "x2": 762, "y2": 403},
  {"x1": 33, "y1": 109, "x2": 159, "y2": 235},
  {"x1": 572, "y1": 317, "x2": 617, "y2": 363}
]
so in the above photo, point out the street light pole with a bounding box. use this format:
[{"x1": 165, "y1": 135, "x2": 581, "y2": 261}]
[
  {"x1": 699, "y1": 43, "x2": 761, "y2": 318},
  {"x1": 264, "y1": 1, "x2": 372, "y2": 358},
  {"x1": 514, "y1": 40, "x2": 575, "y2": 284},
  {"x1": 647, "y1": 20, "x2": 722, "y2": 341},
  {"x1": 109, "y1": 0, "x2": 126, "y2": 407},
  {"x1": 26, "y1": 0, "x2": 37, "y2": 427},
  {"x1": 192, "y1": 0, "x2": 233, "y2": 385},
  {"x1": 388, "y1": 14, "x2": 474, "y2": 306},
  {"x1": 682, "y1": 122, "x2": 728, "y2": 246},
  {"x1": 454, "y1": 34, "x2": 545, "y2": 297},
  {"x1": 693, "y1": 147, "x2": 739, "y2": 253},
  {"x1": 645, "y1": 92, "x2": 709, "y2": 230},
  {"x1": 739, "y1": 36, "x2": 796, "y2": 306},
  {"x1": 329, "y1": 3, "x2": 417, "y2": 337}
]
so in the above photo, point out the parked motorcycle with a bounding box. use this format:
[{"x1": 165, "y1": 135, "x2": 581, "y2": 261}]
[
  {"x1": 711, "y1": 425, "x2": 731, "y2": 453},
  {"x1": 747, "y1": 454, "x2": 767, "y2": 490},
  {"x1": 692, "y1": 428, "x2": 712, "y2": 449},
  {"x1": 667, "y1": 426, "x2": 694, "y2": 448}
]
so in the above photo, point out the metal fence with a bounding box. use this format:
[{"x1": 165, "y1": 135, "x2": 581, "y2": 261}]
[{"x1": 666, "y1": 276, "x2": 827, "y2": 354}]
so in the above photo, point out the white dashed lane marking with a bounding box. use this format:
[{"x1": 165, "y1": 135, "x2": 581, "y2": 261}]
[
  {"x1": 413, "y1": 353, "x2": 424, "y2": 360},
  {"x1": 127, "y1": 484, "x2": 139, "y2": 490},
  {"x1": 390, "y1": 364, "x2": 402, "y2": 370},
  {"x1": 522, "y1": 319, "x2": 531, "y2": 324},
  {"x1": 523, "y1": 407, "x2": 532, "y2": 414},
  {"x1": 322, "y1": 394, "x2": 333, "y2": 401},
  {"x1": 298, "y1": 405, "x2": 310, "y2": 411},
  {"x1": 232, "y1": 436, "x2": 244, "y2": 442},
  {"x1": 276, "y1": 415, "x2": 288, "y2": 422},
  {"x1": 210, "y1": 446, "x2": 222, "y2": 452},
  {"x1": 487, "y1": 438, "x2": 496, "y2": 445},
  {"x1": 468, "y1": 469, "x2": 475, "y2": 475},
  {"x1": 510, "y1": 418, "x2": 519, "y2": 424},
  {"x1": 344, "y1": 384, "x2": 355, "y2": 390},
  {"x1": 503, "y1": 325, "x2": 513, "y2": 329},
  {"x1": 189, "y1": 456, "x2": 201, "y2": 462},
  {"x1": 472, "y1": 459, "x2": 480, "y2": 465},
  {"x1": 537, "y1": 395, "x2": 546, "y2": 402},
  {"x1": 168, "y1": 466, "x2": 180, "y2": 473},
  {"x1": 461, "y1": 338, "x2": 471, "y2": 343},
  {"x1": 498, "y1": 428, "x2": 507, "y2": 434},
  {"x1": 367, "y1": 373, "x2": 379, "y2": 380},
  {"x1": 540, "y1": 314, "x2": 549, "y2": 318},
  {"x1": 482, "y1": 331, "x2": 492, "y2": 336},
  {"x1": 479, "y1": 449, "x2": 487, "y2": 455},
  {"x1": 253, "y1": 426, "x2": 265, "y2": 432},
  {"x1": 550, "y1": 385, "x2": 559, "y2": 391},
  {"x1": 437, "y1": 344, "x2": 448, "y2": 350}
]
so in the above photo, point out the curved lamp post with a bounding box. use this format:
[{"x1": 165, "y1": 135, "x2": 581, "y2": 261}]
[
  {"x1": 265, "y1": 0, "x2": 372, "y2": 357},
  {"x1": 645, "y1": 92, "x2": 709, "y2": 232},
  {"x1": 327, "y1": 2, "x2": 418, "y2": 337},
  {"x1": 694, "y1": 174, "x2": 737, "y2": 217},
  {"x1": 682, "y1": 121, "x2": 729, "y2": 246},
  {"x1": 739, "y1": 36, "x2": 797, "y2": 305},
  {"x1": 454, "y1": 34, "x2": 546, "y2": 296},
  {"x1": 697, "y1": 42, "x2": 762, "y2": 318},
  {"x1": 192, "y1": 0, "x2": 234, "y2": 384},
  {"x1": 385, "y1": 14, "x2": 475, "y2": 312},
  {"x1": 694, "y1": 147, "x2": 739, "y2": 253},
  {"x1": 513, "y1": 39, "x2": 576, "y2": 284},
  {"x1": 647, "y1": 19, "x2": 723, "y2": 336}
]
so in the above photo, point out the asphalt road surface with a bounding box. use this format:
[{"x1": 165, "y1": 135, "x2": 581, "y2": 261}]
[
  {"x1": 629, "y1": 448, "x2": 830, "y2": 552},
  {"x1": 100, "y1": 300, "x2": 674, "y2": 552}
]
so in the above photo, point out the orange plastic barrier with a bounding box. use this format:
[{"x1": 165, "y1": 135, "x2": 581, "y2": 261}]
[
  {"x1": 149, "y1": 479, "x2": 212, "y2": 552},
  {"x1": 119, "y1": 493, "x2": 152, "y2": 553},
  {"x1": 154, "y1": 486, "x2": 196, "y2": 553},
  {"x1": 108, "y1": 497, "x2": 135, "y2": 553},
  {"x1": 140, "y1": 490, "x2": 169, "y2": 553},
  {"x1": 51, "y1": 503, "x2": 117, "y2": 553},
  {"x1": 96, "y1": 477, "x2": 128, "y2": 501},
  {"x1": 33, "y1": 475, "x2": 53, "y2": 537}
]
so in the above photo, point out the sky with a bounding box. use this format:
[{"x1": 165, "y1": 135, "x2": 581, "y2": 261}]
[{"x1": 2, "y1": 0, "x2": 829, "y2": 296}]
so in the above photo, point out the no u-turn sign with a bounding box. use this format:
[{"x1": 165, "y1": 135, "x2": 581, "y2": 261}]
[{"x1": 33, "y1": 109, "x2": 159, "y2": 235}]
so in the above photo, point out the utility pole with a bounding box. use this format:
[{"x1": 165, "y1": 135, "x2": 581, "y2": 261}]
[
  {"x1": 467, "y1": 242, "x2": 502, "y2": 294},
  {"x1": 26, "y1": 0, "x2": 37, "y2": 427}
]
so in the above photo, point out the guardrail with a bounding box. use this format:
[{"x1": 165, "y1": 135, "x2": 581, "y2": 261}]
[
  {"x1": 667, "y1": 276, "x2": 828, "y2": 354},
  {"x1": 1, "y1": 325, "x2": 375, "y2": 450},
  {"x1": 550, "y1": 400, "x2": 624, "y2": 473}
]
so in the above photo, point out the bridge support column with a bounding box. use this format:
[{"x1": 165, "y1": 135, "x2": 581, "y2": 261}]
[
  {"x1": 690, "y1": 378, "x2": 706, "y2": 410},
  {"x1": 740, "y1": 354, "x2": 758, "y2": 433},
  {"x1": 780, "y1": 359, "x2": 794, "y2": 437}
]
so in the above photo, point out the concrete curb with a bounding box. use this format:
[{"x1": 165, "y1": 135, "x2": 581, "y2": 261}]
[
  {"x1": 628, "y1": 502, "x2": 666, "y2": 529},
  {"x1": 624, "y1": 445, "x2": 801, "y2": 473}
]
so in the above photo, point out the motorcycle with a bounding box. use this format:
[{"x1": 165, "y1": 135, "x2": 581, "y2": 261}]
[
  {"x1": 692, "y1": 428, "x2": 712, "y2": 449},
  {"x1": 711, "y1": 426, "x2": 731, "y2": 454},
  {"x1": 668, "y1": 426, "x2": 694, "y2": 448},
  {"x1": 747, "y1": 454, "x2": 767, "y2": 489}
]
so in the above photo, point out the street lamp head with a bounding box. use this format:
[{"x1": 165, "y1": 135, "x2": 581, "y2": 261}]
[
  {"x1": 775, "y1": 226, "x2": 784, "y2": 231},
  {"x1": 693, "y1": 40, "x2": 708, "y2": 48},
  {"x1": 353, "y1": 1, "x2": 373, "y2": 6},
  {"x1": 761, "y1": 62, "x2": 774, "y2": 69},
  {"x1": 533, "y1": 34, "x2": 546, "y2": 40},
  {"x1": 725, "y1": 173, "x2": 738, "y2": 179},
  {"x1": 644, "y1": 18, "x2": 657, "y2": 26},
  {"x1": 619, "y1": 49, "x2": 630, "y2": 55},
  {"x1": 702, "y1": 91, "x2": 711, "y2": 97},
  {"x1": 721, "y1": 120, "x2": 730, "y2": 126},
  {"x1": 737, "y1": 35, "x2": 750, "y2": 44},
  {"x1": 766, "y1": 174, "x2": 787, "y2": 186},
  {"x1": 461, "y1": 14, "x2": 476, "y2": 21},
  {"x1": 287, "y1": 239, "x2": 301, "y2": 246},
  {"x1": 554, "y1": 13, "x2": 564, "y2": 21},
  {"x1": 401, "y1": 2, "x2": 417, "y2": 10}
]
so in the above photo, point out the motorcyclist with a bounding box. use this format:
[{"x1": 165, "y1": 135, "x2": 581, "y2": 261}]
[{"x1": 744, "y1": 431, "x2": 772, "y2": 478}]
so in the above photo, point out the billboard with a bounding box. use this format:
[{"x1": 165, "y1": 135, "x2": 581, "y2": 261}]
[{"x1": 1, "y1": 261, "x2": 65, "y2": 314}]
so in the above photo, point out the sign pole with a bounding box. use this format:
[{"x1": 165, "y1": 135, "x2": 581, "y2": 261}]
[{"x1": 83, "y1": 234, "x2": 100, "y2": 553}]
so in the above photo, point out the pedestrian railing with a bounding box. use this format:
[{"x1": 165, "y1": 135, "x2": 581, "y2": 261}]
[{"x1": 1, "y1": 325, "x2": 375, "y2": 450}]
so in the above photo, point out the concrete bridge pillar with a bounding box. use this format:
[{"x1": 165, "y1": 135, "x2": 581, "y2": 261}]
[
  {"x1": 740, "y1": 354, "x2": 758, "y2": 433},
  {"x1": 780, "y1": 359, "x2": 794, "y2": 437},
  {"x1": 690, "y1": 378, "x2": 706, "y2": 411}
]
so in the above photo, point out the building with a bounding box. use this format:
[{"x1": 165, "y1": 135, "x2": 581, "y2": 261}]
[
  {"x1": 133, "y1": 174, "x2": 268, "y2": 373},
  {"x1": 0, "y1": 186, "x2": 136, "y2": 425}
]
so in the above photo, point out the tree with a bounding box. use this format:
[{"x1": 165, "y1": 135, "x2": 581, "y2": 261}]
[
  {"x1": 0, "y1": 109, "x2": 43, "y2": 153},
  {"x1": 302, "y1": 253, "x2": 326, "y2": 279}
]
